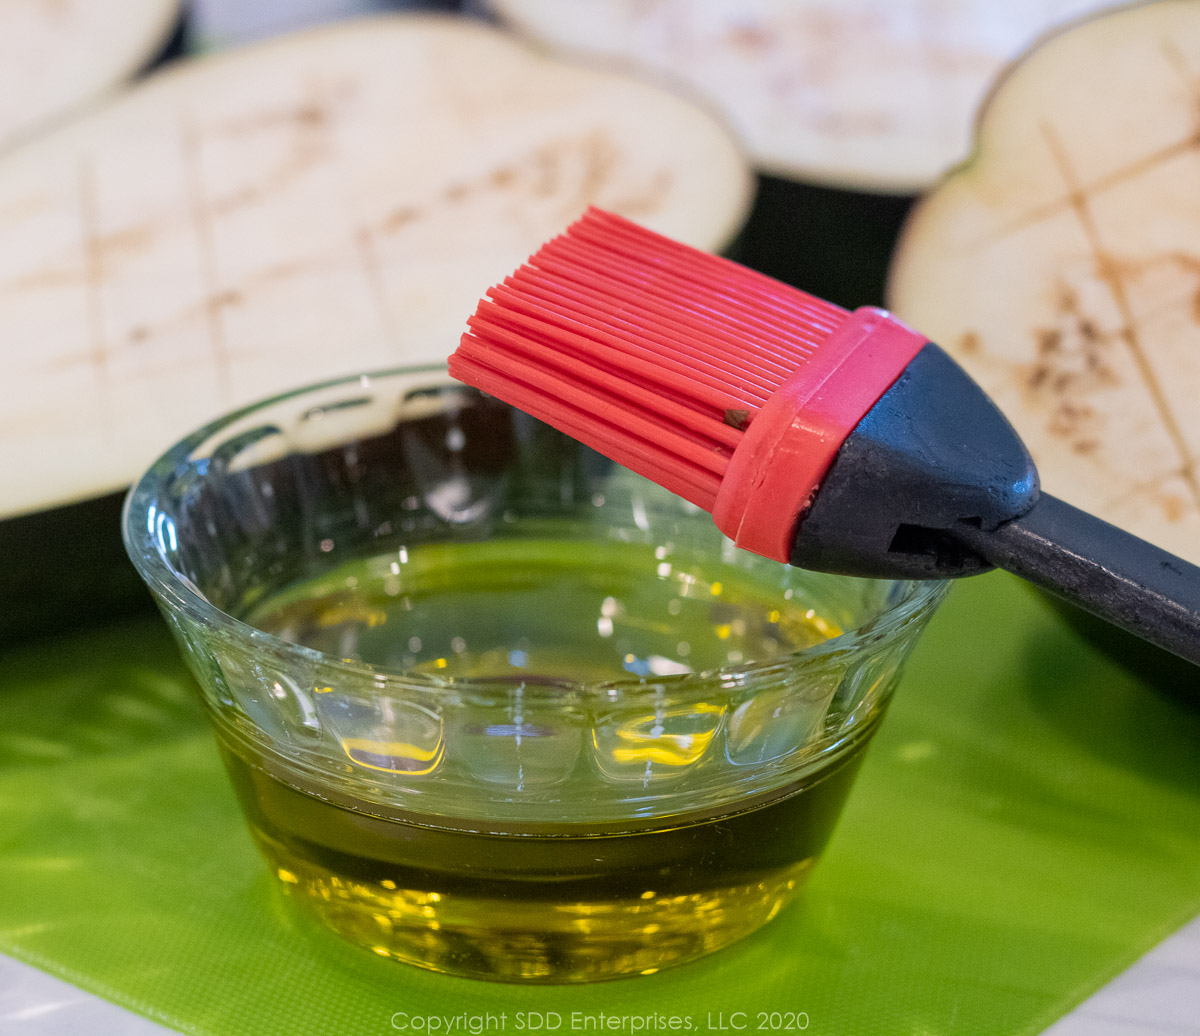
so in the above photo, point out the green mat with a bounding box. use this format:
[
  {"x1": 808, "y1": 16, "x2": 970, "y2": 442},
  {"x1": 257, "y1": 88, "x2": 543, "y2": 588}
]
[{"x1": 2, "y1": 573, "x2": 1199, "y2": 1035}]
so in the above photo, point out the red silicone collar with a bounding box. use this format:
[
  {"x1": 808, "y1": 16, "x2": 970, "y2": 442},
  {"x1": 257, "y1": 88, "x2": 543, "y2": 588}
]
[{"x1": 711, "y1": 308, "x2": 928, "y2": 563}]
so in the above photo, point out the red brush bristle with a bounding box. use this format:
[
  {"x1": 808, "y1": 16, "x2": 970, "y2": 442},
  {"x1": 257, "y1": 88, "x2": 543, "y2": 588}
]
[{"x1": 449, "y1": 208, "x2": 849, "y2": 512}]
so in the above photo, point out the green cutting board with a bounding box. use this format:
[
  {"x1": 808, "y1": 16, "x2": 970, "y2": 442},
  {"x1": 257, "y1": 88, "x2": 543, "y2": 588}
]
[{"x1": 1, "y1": 572, "x2": 1198, "y2": 1035}]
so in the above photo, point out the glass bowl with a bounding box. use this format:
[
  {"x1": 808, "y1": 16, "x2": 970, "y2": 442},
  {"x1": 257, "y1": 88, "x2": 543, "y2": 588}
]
[{"x1": 123, "y1": 366, "x2": 949, "y2": 983}]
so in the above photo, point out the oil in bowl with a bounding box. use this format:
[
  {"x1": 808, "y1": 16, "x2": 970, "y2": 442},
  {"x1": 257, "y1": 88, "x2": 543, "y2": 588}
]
[
  {"x1": 234, "y1": 534, "x2": 855, "y2": 980},
  {"x1": 244, "y1": 536, "x2": 841, "y2": 680},
  {"x1": 124, "y1": 371, "x2": 948, "y2": 983}
]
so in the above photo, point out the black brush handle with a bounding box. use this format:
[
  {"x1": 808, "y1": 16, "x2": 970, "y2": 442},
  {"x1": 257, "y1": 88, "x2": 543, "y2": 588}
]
[
  {"x1": 790, "y1": 344, "x2": 1200, "y2": 667},
  {"x1": 952, "y1": 494, "x2": 1200, "y2": 667}
]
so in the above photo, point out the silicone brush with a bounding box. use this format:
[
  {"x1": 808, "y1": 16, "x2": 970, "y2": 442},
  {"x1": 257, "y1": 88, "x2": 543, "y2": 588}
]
[{"x1": 449, "y1": 208, "x2": 1200, "y2": 666}]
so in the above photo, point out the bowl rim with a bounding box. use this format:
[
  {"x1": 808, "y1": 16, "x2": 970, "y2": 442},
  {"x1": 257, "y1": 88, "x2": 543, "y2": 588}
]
[{"x1": 122, "y1": 364, "x2": 950, "y2": 697}]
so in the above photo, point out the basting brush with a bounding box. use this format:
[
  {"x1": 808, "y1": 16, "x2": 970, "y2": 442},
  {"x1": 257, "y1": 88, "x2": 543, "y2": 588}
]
[{"x1": 449, "y1": 208, "x2": 1200, "y2": 666}]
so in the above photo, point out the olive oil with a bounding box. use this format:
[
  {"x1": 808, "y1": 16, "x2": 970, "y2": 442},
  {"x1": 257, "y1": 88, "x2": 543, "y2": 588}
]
[
  {"x1": 221, "y1": 741, "x2": 872, "y2": 982},
  {"x1": 244, "y1": 536, "x2": 842, "y2": 681},
  {"x1": 228, "y1": 534, "x2": 876, "y2": 981}
]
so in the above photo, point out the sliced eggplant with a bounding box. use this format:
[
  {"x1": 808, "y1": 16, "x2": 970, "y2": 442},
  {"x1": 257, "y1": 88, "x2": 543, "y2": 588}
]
[
  {"x1": 0, "y1": 13, "x2": 750, "y2": 522},
  {"x1": 0, "y1": 13, "x2": 751, "y2": 641},
  {"x1": 0, "y1": 0, "x2": 182, "y2": 154},
  {"x1": 888, "y1": 0, "x2": 1200, "y2": 688},
  {"x1": 487, "y1": 0, "x2": 1119, "y2": 192},
  {"x1": 889, "y1": 0, "x2": 1200, "y2": 569}
]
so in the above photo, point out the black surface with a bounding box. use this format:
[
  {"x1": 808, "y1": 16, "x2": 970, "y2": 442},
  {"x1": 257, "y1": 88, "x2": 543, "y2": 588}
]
[
  {"x1": 731, "y1": 175, "x2": 916, "y2": 308},
  {"x1": 152, "y1": 2, "x2": 191, "y2": 66},
  {"x1": 0, "y1": 492, "x2": 156, "y2": 646}
]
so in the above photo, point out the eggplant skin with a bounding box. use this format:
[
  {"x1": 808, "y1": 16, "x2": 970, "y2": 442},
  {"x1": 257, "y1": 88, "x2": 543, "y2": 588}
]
[{"x1": 0, "y1": 493, "x2": 154, "y2": 647}]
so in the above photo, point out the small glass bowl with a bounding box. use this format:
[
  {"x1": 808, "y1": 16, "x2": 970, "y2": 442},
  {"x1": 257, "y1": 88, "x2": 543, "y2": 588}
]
[{"x1": 123, "y1": 366, "x2": 948, "y2": 983}]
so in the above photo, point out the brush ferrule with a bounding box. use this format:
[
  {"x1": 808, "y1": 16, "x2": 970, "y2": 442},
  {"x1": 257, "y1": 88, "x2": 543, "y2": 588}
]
[{"x1": 711, "y1": 307, "x2": 927, "y2": 562}]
